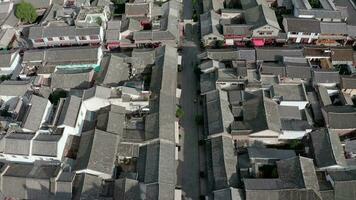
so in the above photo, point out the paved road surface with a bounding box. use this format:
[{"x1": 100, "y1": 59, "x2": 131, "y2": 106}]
[
  {"x1": 180, "y1": 23, "x2": 201, "y2": 200},
  {"x1": 183, "y1": 0, "x2": 193, "y2": 20}
]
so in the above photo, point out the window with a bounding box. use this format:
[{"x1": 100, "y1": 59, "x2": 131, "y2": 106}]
[
  {"x1": 79, "y1": 36, "x2": 87, "y2": 40},
  {"x1": 34, "y1": 38, "x2": 44, "y2": 43},
  {"x1": 47, "y1": 37, "x2": 54, "y2": 41},
  {"x1": 89, "y1": 35, "x2": 99, "y2": 40},
  {"x1": 59, "y1": 36, "x2": 65, "y2": 40}
]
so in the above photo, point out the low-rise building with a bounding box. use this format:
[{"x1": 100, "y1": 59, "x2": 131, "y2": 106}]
[{"x1": 28, "y1": 26, "x2": 103, "y2": 48}]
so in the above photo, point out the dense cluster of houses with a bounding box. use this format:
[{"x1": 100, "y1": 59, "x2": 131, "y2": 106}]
[
  {"x1": 1, "y1": 0, "x2": 356, "y2": 198},
  {"x1": 200, "y1": 0, "x2": 356, "y2": 47},
  {"x1": 196, "y1": 0, "x2": 356, "y2": 199},
  {"x1": 0, "y1": 0, "x2": 183, "y2": 199},
  {"x1": 198, "y1": 45, "x2": 356, "y2": 199}
]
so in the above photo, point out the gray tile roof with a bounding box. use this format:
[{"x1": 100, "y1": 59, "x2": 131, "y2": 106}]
[
  {"x1": 74, "y1": 173, "x2": 103, "y2": 200},
  {"x1": 114, "y1": 178, "x2": 142, "y2": 200},
  {"x1": 241, "y1": 0, "x2": 268, "y2": 9},
  {"x1": 132, "y1": 0, "x2": 181, "y2": 44},
  {"x1": 1, "y1": 163, "x2": 59, "y2": 199},
  {"x1": 272, "y1": 83, "x2": 307, "y2": 101},
  {"x1": 32, "y1": 133, "x2": 61, "y2": 157},
  {"x1": 146, "y1": 46, "x2": 177, "y2": 142},
  {"x1": 51, "y1": 68, "x2": 93, "y2": 89},
  {"x1": 284, "y1": 58, "x2": 312, "y2": 79},
  {"x1": 345, "y1": 140, "x2": 356, "y2": 153},
  {"x1": 0, "y1": 28, "x2": 15, "y2": 49},
  {"x1": 22, "y1": 95, "x2": 49, "y2": 131},
  {"x1": 330, "y1": 47, "x2": 353, "y2": 62},
  {"x1": 145, "y1": 182, "x2": 175, "y2": 200},
  {"x1": 200, "y1": 72, "x2": 217, "y2": 95},
  {"x1": 205, "y1": 90, "x2": 224, "y2": 135},
  {"x1": 55, "y1": 170, "x2": 75, "y2": 199},
  {"x1": 244, "y1": 178, "x2": 297, "y2": 190},
  {"x1": 4, "y1": 132, "x2": 35, "y2": 155},
  {"x1": 277, "y1": 156, "x2": 319, "y2": 192},
  {"x1": 1, "y1": 9, "x2": 19, "y2": 28},
  {"x1": 245, "y1": 156, "x2": 321, "y2": 199},
  {"x1": 23, "y1": 47, "x2": 99, "y2": 65},
  {"x1": 121, "y1": 17, "x2": 143, "y2": 32},
  {"x1": 283, "y1": 17, "x2": 321, "y2": 33},
  {"x1": 323, "y1": 105, "x2": 356, "y2": 129},
  {"x1": 101, "y1": 54, "x2": 130, "y2": 86},
  {"x1": 244, "y1": 5, "x2": 280, "y2": 30},
  {"x1": 22, "y1": 50, "x2": 45, "y2": 63},
  {"x1": 309, "y1": 128, "x2": 346, "y2": 168},
  {"x1": 83, "y1": 85, "x2": 113, "y2": 100},
  {"x1": 320, "y1": 22, "x2": 347, "y2": 34},
  {"x1": 75, "y1": 129, "x2": 119, "y2": 175},
  {"x1": 279, "y1": 105, "x2": 302, "y2": 120},
  {"x1": 238, "y1": 49, "x2": 256, "y2": 61},
  {"x1": 260, "y1": 62, "x2": 286, "y2": 76},
  {"x1": 106, "y1": 20, "x2": 121, "y2": 42},
  {"x1": 139, "y1": 140, "x2": 176, "y2": 185},
  {"x1": 130, "y1": 48, "x2": 156, "y2": 70},
  {"x1": 45, "y1": 47, "x2": 99, "y2": 64},
  {"x1": 28, "y1": 26, "x2": 100, "y2": 39},
  {"x1": 222, "y1": 24, "x2": 252, "y2": 36},
  {"x1": 340, "y1": 75, "x2": 356, "y2": 89},
  {"x1": 263, "y1": 97, "x2": 282, "y2": 132},
  {"x1": 229, "y1": 90, "x2": 271, "y2": 133},
  {"x1": 327, "y1": 169, "x2": 356, "y2": 200},
  {"x1": 0, "y1": 2, "x2": 11, "y2": 14},
  {"x1": 96, "y1": 105, "x2": 126, "y2": 135},
  {"x1": 125, "y1": 2, "x2": 150, "y2": 17},
  {"x1": 247, "y1": 147, "x2": 296, "y2": 160},
  {"x1": 200, "y1": 10, "x2": 222, "y2": 38},
  {"x1": 318, "y1": 86, "x2": 333, "y2": 106},
  {"x1": 281, "y1": 119, "x2": 312, "y2": 131},
  {"x1": 208, "y1": 135, "x2": 238, "y2": 190},
  {"x1": 117, "y1": 142, "x2": 140, "y2": 158},
  {"x1": 313, "y1": 70, "x2": 340, "y2": 84},
  {"x1": 327, "y1": 169, "x2": 356, "y2": 181},
  {"x1": 57, "y1": 95, "x2": 82, "y2": 127},
  {"x1": 213, "y1": 187, "x2": 243, "y2": 200},
  {"x1": 0, "y1": 80, "x2": 31, "y2": 96},
  {"x1": 206, "y1": 49, "x2": 239, "y2": 61},
  {"x1": 0, "y1": 52, "x2": 12, "y2": 68},
  {"x1": 256, "y1": 48, "x2": 304, "y2": 61}
]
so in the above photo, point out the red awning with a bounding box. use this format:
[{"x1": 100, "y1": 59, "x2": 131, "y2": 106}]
[{"x1": 252, "y1": 39, "x2": 265, "y2": 47}]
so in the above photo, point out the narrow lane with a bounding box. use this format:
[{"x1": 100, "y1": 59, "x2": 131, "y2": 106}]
[{"x1": 180, "y1": 23, "x2": 201, "y2": 200}]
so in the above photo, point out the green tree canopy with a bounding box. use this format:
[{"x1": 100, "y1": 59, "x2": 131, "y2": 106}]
[
  {"x1": 49, "y1": 90, "x2": 68, "y2": 105},
  {"x1": 15, "y1": 1, "x2": 38, "y2": 24},
  {"x1": 176, "y1": 107, "x2": 184, "y2": 119}
]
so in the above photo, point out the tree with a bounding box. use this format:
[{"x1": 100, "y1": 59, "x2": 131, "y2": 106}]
[
  {"x1": 95, "y1": 17, "x2": 102, "y2": 26},
  {"x1": 308, "y1": 0, "x2": 321, "y2": 8},
  {"x1": 176, "y1": 107, "x2": 184, "y2": 119},
  {"x1": 49, "y1": 90, "x2": 68, "y2": 105},
  {"x1": 15, "y1": 1, "x2": 37, "y2": 24},
  {"x1": 0, "y1": 75, "x2": 11, "y2": 82},
  {"x1": 288, "y1": 140, "x2": 303, "y2": 149},
  {"x1": 111, "y1": 0, "x2": 125, "y2": 14},
  {"x1": 195, "y1": 115, "x2": 204, "y2": 125},
  {"x1": 192, "y1": 11, "x2": 199, "y2": 22},
  {"x1": 111, "y1": 0, "x2": 125, "y2": 4}
]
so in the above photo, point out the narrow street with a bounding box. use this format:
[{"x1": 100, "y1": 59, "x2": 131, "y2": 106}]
[{"x1": 179, "y1": 22, "x2": 202, "y2": 199}]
